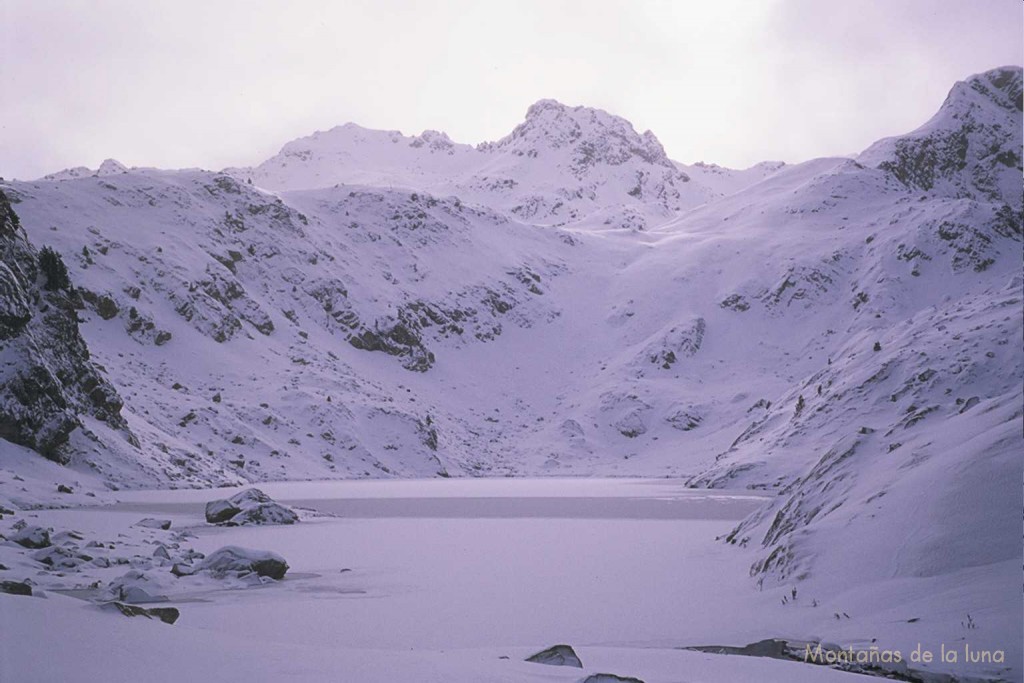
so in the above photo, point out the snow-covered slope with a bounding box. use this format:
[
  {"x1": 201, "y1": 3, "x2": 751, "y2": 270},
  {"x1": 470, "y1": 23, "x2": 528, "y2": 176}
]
[
  {"x1": 2, "y1": 171, "x2": 579, "y2": 486},
  {"x1": 682, "y1": 68, "x2": 1023, "y2": 598}
]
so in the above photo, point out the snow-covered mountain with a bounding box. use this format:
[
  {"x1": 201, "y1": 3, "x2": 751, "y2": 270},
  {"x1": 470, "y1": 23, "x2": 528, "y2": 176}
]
[
  {"x1": 228, "y1": 99, "x2": 725, "y2": 230},
  {"x1": 1, "y1": 66, "x2": 1021, "y2": 621}
]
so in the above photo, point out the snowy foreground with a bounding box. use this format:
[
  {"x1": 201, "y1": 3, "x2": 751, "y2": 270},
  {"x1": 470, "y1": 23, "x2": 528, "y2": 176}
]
[{"x1": 2, "y1": 478, "x2": 1019, "y2": 682}]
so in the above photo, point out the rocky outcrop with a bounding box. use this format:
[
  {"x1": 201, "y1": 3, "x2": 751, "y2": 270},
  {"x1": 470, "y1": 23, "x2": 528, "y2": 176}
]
[
  {"x1": 643, "y1": 317, "x2": 706, "y2": 370},
  {"x1": 0, "y1": 190, "x2": 131, "y2": 462},
  {"x1": 861, "y1": 66, "x2": 1023, "y2": 213},
  {"x1": 488, "y1": 99, "x2": 676, "y2": 170}
]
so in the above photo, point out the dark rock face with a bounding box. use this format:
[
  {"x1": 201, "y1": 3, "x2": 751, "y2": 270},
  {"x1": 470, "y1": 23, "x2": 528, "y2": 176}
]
[
  {"x1": 0, "y1": 190, "x2": 131, "y2": 462},
  {"x1": 0, "y1": 580, "x2": 33, "y2": 596},
  {"x1": 525, "y1": 644, "x2": 583, "y2": 668},
  {"x1": 204, "y1": 498, "x2": 242, "y2": 524},
  {"x1": 580, "y1": 675, "x2": 645, "y2": 683},
  {"x1": 347, "y1": 318, "x2": 436, "y2": 372}
]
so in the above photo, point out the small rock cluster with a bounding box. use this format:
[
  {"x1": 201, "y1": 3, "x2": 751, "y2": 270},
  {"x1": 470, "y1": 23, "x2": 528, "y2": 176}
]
[{"x1": 0, "y1": 494, "x2": 296, "y2": 627}]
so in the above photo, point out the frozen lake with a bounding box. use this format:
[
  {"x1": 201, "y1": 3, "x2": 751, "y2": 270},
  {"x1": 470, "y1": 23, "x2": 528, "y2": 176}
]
[
  {"x1": 110, "y1": 477, "x2": 766, "y2": 518},
  {"x1": 98, "y1": 479, "x2": 773, "y2": 651},
  {"x1": 3, "y1": 479, "x2": 893, "y2": 681}
]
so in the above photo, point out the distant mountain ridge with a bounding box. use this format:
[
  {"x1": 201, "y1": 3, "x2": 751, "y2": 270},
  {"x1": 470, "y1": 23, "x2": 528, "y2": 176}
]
[
  {"x1": 0, "y1": 67, "x2": 1015, "y2": 510},
  {"x1": 222, "y1": 98, "x2": 738, "y2": 230}
]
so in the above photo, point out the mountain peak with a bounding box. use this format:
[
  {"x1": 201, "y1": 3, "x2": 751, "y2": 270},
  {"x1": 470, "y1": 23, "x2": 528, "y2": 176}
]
[
  {"x1": 523, "y1": 98, "x2": 573, "y2": 119},
  {"x1": 484, "y1": 98, "x2": 673, "y2": 171},
  {"x1": 859, "y1": 65, "x2": 1023, "y2": 210},
  {"x1": 960, "y1": 65, "x2": 1022, "y2": 112},
  {"x1": 97, "y1": 158, "x2": 128, "y2": 176}
]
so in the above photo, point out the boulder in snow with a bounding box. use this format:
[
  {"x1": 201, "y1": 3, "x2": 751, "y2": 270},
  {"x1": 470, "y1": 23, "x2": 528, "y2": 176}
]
[
  {"x1": 204, "y1": 488, "x2": 298, "y2": 526},
  {"x1": 204, "y1": 498, "x2": 241, "y2": 524},
  {"x1": 0, "y1": 580, "x2": 32, "y2": 596},
  {"x1": 11, "y1": 525, "x2": 51, "y2": 549},
  {"x1": 32, "y1": 546, "x2": 93, "y2": 570},
  {"x1": 195, "y1": 545, "x2": 289, "y2": 580},
  {"x1": 526, "y1": 644, "x2": 583, "y2": 668},
  {"x1": 170, "y1": 562, "x2": 195, "y2": 577}
]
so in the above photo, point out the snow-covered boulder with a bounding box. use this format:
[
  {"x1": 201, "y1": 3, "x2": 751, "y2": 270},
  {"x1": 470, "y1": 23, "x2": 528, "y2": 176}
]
[
  {"x1": 32, "y1": 545, "x2": 93, "y2": 570},
  {"x1": 526, "y1": 644, "x2": 583, "y2": 668},
  {"x1": 195, "y1": 546, "x2": 289, "y2": 580},
  {"x1": 11, "y1": 525, "x2": 51, "y2": 549},
  {"x1": 107, "y1": 569, "x2": 169, "y2": 603},
  {"x1": 204, "y1": 488, "x2": 298, "y2": 526},
  {"x1": 204, "y1": 498, "x2": 241, "y2": 524}
]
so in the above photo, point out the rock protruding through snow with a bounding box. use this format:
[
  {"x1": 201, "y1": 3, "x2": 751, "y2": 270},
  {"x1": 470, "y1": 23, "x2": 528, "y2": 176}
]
[
  {"x1": 526, "y1": 644, "x2": 584, "y2": 668},
  {"x1": 10, "y1": 524, "x2": 51, "y2": 549},
  {"x1": 194, "y1": 545, "x2": 289, "y2": 580},
  {"x1": 99, "y1": 601, "x2": 180, "y2": 625}
]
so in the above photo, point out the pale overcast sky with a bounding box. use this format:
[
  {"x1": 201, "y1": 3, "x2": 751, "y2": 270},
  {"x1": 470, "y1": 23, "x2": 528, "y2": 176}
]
[{"x1": 1, "y1": 0, "x2": 1021, "y2": 179}]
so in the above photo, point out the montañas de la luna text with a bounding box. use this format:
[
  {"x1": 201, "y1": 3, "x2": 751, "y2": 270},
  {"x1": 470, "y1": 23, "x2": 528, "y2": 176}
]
[{"x1": 804, "y1": 643, "x2": 1005, "y2": 666}]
